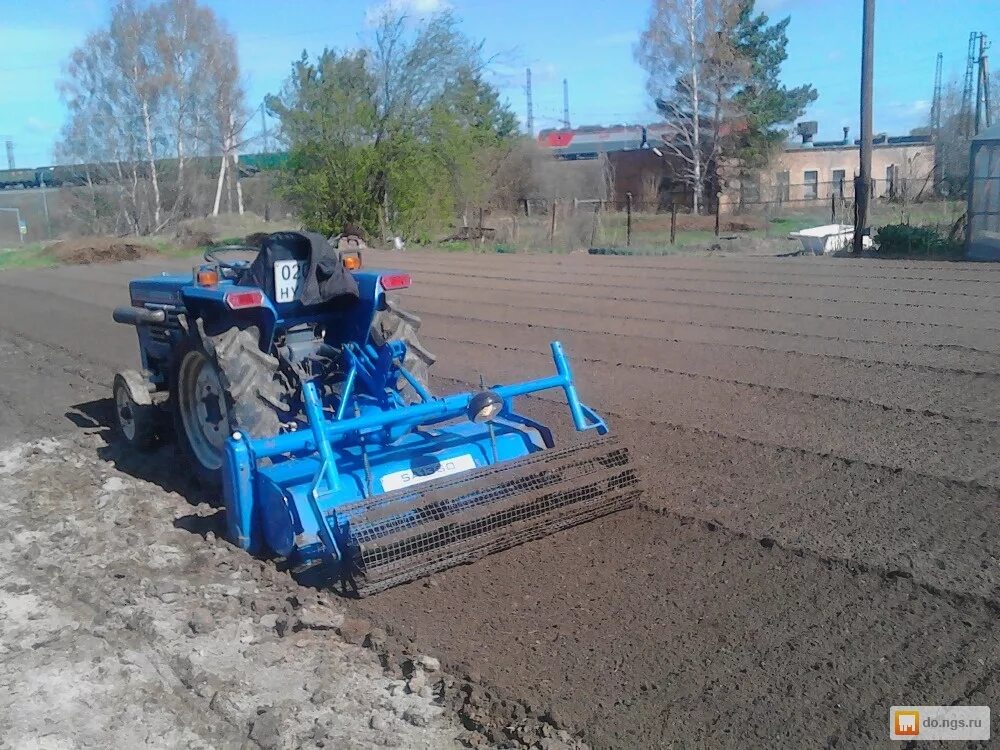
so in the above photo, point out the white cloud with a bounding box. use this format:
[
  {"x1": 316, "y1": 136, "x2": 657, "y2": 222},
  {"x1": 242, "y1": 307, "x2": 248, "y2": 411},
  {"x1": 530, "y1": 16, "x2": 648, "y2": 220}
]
[{"x1": 365, "y1": 0, "x2": 450, "y2": 25}]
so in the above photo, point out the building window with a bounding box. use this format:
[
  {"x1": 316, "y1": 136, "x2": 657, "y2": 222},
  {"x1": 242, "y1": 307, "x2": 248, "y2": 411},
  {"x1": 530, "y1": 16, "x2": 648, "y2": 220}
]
[
  {"x1": 832, "y1": 169, "x2": 846, "y2": 198},
  {"x1": 886, "y1": 164, "x2": 897, "y2": 198},
  {"x1": 804, "y1": 170, "x2": 818, "y2": 200},
  {"x1": 739, "y1": 174, "x2": 760, "y2": 205},
  {"x1": 776, "y1": 171, "x2": 790, "y2": 202}
]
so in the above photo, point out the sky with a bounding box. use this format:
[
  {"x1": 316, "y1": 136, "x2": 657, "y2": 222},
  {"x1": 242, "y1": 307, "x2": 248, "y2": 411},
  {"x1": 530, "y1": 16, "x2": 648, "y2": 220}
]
[{"x1": 1, "y1": 0, "x2": 998, "y2": 168}]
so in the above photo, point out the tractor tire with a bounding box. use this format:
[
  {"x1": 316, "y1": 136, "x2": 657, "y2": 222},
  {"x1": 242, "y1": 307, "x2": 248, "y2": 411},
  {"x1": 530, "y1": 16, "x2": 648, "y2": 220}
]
[
  {"x1": 112, "y1": 370, "x2": 158, "y2": 451},
  {"x1": 371, "y1": 300, "x2": 436, "y2": 402},
  {"x1": 172, "y1": 321, "x2": 285, "y2": 488}
]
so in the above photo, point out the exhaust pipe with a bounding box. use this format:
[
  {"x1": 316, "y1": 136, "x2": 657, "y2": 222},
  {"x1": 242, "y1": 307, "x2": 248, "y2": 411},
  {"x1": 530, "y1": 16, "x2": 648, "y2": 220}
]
[{"x1": 113, "y1": 306, "x2": 166, "y2": 325}]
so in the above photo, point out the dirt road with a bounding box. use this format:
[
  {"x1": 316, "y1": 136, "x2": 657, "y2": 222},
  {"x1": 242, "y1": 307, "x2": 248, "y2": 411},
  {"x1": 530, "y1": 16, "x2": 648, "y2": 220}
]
[{"x1": 1, "y1": 250, "x2": 998, "y2": 748}]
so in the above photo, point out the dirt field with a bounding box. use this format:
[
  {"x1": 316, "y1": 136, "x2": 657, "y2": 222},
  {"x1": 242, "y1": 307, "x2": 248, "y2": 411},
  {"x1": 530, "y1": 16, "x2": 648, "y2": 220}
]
[{"x1": 0, "y1": 249, "x2": 998, "y2": 748}]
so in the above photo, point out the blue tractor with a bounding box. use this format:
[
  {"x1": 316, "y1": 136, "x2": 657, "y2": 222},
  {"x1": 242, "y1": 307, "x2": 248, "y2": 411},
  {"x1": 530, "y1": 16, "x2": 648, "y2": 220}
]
[{"x1": 112, "y1": 232, "x2": 639, "y2": 595}]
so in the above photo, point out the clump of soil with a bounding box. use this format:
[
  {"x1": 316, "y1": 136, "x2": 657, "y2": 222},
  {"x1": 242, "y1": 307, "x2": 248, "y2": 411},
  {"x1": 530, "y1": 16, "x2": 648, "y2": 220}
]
[
  {"x1": 50, "y1": 236, "x2": 155, "y2": 264},
  {"x1": 173, "y1": 225, "x2": 216, "y2": 250}
]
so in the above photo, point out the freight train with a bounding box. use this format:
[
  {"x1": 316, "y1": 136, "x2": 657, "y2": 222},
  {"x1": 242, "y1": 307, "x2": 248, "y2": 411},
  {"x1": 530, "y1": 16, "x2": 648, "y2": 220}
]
[{"x1": 0, "y1": 152, "x2": 289, "y2": 190}]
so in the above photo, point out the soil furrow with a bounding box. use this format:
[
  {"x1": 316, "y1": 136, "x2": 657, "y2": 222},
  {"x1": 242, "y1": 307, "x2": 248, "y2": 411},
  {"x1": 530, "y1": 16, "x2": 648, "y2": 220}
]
[
  {"x1": 402, "y1": 288, "x2": 1000, "y2": 351},
  {"x1": 384, "y1": 250, "x2": 1000, "y2": 282},
  {"x1": 390, "y1": 254, "x2": 1000, "y2": 298},
  {"x1": 410, "y1": 271, "x2": 1000, "y2": 322},
  {"x1": 403, "y1": 294, "x2": 1000, "y2": 361},
  {"x1": 423, "y1": 332, "x2": 1000, "y2": 426},
  {"x1": 413, "y1": 307, "x2": 1000, "y2": 376}
]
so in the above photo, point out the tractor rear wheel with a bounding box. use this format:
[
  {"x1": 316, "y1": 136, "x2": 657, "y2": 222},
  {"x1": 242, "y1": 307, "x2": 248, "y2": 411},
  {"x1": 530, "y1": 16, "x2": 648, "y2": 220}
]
[
  {"x1": 371, "y1": 301, "x2": 436, "y2": 402},
  {"x1": 172, "y1": 322, "x2": 285, "y2": 488}
]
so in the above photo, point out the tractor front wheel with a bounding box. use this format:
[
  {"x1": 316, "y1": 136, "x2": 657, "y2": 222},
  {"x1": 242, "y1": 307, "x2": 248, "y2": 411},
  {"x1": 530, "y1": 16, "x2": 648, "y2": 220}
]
[
  {"x1": 172, "y1": 323, "x2": 284, "y2": 488},
  {"x1": 112, "y1": 370, "x2": 158, "y2": 451}
]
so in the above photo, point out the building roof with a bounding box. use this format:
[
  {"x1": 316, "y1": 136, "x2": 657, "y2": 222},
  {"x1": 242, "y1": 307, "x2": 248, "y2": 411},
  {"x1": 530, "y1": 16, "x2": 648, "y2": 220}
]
[
  {"x1": 785, "y1": 134, "x2": 932, "y2": 152},
  {"x1": 972, "y1": 123, "x2": 1000, "y2": 143}
]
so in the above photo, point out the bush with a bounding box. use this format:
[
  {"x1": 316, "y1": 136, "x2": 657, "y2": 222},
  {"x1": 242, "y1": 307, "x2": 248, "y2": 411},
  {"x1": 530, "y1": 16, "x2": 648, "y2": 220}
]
[{"x1": 874, "y1": 223, "x2": 962, "y2": 258}]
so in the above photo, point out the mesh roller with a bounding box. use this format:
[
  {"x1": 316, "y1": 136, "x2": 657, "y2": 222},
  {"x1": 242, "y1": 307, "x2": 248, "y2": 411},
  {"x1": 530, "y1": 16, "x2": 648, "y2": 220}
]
[{"x1": 335, "y1": 437, "x2": 640, "y2": 596}]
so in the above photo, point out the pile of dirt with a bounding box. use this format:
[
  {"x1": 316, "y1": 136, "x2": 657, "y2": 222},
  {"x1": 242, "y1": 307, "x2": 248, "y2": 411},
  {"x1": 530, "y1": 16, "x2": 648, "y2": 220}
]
[{"x1": 50, "y1": 236, "x2": 155, "y2": 265}]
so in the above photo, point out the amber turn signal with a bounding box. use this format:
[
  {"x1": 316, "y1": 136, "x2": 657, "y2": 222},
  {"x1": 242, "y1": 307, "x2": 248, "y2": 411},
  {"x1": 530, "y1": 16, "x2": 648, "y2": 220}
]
[{"x1": 197, "y1": 268, "x2": 219, "y2": 286}]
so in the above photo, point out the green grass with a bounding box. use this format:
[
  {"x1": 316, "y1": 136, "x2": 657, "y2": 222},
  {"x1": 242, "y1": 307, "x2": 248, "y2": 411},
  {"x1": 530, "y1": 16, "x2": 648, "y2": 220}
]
[{"x1": 0, "y1": 243, "x2": 57, "y2": 270}]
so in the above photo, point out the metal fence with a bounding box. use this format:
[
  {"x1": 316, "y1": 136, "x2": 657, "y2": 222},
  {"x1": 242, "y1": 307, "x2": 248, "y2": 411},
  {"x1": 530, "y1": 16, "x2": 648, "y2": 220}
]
[{"x1": 483, "y1": 186, "x2": 965, "y2": 251}]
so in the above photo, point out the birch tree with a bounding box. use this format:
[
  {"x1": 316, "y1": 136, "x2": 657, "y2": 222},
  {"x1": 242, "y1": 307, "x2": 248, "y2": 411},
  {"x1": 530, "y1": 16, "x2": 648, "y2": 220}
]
[
  {"x1": 57, "y1": 0, "x2": 245, "y2": 233},
  {"x1": 636, "y1": 0, "x2": 742, "y2": 214}
]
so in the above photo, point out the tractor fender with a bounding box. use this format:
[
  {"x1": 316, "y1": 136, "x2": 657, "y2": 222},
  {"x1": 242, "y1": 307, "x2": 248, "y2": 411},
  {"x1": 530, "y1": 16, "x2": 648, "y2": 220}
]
[{"x1": 180, "y1": 287, "x2": 279, "y2": 352}]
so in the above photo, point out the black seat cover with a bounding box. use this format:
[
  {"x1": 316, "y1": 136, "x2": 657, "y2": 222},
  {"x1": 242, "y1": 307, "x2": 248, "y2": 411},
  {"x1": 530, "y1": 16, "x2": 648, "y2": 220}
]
[{"x1": 241, "y1": 231, "x2": 359, "y2": 307}]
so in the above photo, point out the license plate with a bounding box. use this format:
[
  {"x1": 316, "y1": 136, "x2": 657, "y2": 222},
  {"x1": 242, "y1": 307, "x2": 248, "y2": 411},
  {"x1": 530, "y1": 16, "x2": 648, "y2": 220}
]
[
  {"x1": 380, "y1": 454, "x2": 476, "y2": 492},
  {"x1": 273, "y1": 259, "x2": 307, "y2": 303}
]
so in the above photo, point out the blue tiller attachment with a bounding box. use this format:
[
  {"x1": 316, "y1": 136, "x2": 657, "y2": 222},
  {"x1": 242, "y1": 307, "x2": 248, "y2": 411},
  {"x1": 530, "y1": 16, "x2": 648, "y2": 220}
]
[{"x1": 222, "y1": 341, "x2": 640, "y2": 595}]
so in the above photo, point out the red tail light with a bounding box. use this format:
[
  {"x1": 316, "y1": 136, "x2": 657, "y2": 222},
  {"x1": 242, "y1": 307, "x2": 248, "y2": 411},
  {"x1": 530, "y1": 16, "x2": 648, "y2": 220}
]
[
  {"x1": 381, "y1": 273, "x2": 411, "y2": 290},
  {"x1": 225, "y1": 290, "x2": 265, "y2": 309}
]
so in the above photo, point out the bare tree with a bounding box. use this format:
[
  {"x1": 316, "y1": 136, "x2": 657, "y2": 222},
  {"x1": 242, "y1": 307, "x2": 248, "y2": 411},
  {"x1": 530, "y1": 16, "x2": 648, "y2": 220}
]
[
  {"x1": 57, "y1": 0, "x2": 246, "y2": 234},
  {"x1": 636, "y1": 0, "x2": 742, "y2": 214}
]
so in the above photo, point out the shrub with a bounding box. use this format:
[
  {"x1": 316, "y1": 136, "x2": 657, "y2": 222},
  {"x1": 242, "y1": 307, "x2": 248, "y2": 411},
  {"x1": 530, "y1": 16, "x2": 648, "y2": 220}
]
[{"x1": 874, "y1": 224, "x2": 962, "y2": 258}]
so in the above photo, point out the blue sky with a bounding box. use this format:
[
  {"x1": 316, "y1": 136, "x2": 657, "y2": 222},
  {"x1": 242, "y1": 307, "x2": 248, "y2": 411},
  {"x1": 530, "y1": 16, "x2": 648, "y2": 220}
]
[{"x1": 1, "y1": 0, "x2": 997, "y2": 167}]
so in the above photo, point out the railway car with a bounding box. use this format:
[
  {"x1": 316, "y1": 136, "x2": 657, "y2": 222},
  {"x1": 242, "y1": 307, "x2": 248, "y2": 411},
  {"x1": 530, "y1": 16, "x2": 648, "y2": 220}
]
[{"x1": 0, "y1": 168, "x2": 38, "y2": 189}]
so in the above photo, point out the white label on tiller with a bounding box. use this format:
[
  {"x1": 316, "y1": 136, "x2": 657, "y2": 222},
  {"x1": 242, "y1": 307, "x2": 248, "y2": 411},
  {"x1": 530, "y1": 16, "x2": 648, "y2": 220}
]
[
  {"x1": 273, "y1": 259, "x2": 307, "y2": 303},
  {"x1": 380, "y1": 454, "x2": 476, "y2": 492}
]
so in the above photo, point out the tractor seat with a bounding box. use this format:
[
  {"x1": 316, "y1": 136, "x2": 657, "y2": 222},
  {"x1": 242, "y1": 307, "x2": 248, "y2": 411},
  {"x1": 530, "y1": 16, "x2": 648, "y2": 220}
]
[{"x1": 239, "y1": 231, "x2": 359, "y2": 309}]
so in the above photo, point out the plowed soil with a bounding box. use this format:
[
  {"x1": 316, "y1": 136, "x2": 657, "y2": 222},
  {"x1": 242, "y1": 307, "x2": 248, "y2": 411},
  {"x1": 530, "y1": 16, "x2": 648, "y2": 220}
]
[{"x1": 1, "y1": 249, "x2": 999, "y2": 747}]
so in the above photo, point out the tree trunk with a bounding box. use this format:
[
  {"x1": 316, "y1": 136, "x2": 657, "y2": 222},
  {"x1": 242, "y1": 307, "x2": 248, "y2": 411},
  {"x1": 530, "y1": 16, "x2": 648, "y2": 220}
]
[
  {"x1": 141, "y1": 99, "x2": 162, "y2": 230},
  {"x1": 234, "y1": 153, "x2": 244, "y2": 215},
  {"x1": 213, "y1": 151, "x2": 227, "y2": 217},
  {"x1": 176, "y1": 120, "x2": 186, "y2": 214},
  {"x1": 229, "y1": 112, "x2": 244, "y2": 215},
  {"x1": 688, "y1": 0, "x2": 702, "y2": 215}
]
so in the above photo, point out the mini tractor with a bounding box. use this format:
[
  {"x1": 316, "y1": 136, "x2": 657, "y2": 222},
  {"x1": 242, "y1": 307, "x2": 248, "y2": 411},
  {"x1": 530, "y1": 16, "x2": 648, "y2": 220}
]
[{"x1": 112, "y1": 231, "x2": 640, "y2": 595}]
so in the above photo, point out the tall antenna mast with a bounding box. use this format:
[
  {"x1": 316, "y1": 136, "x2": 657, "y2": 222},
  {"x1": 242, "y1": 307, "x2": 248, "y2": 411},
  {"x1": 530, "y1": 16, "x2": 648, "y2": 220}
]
[
  {"x1": 976, "y1": 34, "x2": 991, "y2": 133},
  {"x1": 931, "y1": 52, "x2": 943, "y2": 192},
  {"x1": 962, "y1": 32, "x2": 980, "y2": 137},
  {"x1": 525, "y1": 68, "x2": 534, "y2": 137},
  {"x1": 931, "y1": 52, "x2": 943, "y2": 135},
  {"x1": 562, "y1": 78, "x2": 571, "y2": 129}
]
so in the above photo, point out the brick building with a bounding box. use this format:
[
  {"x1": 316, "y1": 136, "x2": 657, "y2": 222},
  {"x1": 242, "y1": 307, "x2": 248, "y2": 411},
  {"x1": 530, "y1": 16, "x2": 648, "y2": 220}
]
[
  {"x1": 724, "y1": 128, "x2": 935, "y2": 211},
  {"x1": 599, "y1": 125, "x2": 934, "y2": 213}
]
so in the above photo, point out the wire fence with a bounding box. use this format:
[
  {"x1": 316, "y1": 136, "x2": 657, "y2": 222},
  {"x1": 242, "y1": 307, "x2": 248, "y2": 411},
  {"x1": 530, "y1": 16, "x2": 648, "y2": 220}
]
[
  {"x1": 0, "y1": 176, "x2": 967, "y2": 255},
  {"x1": 471, "y1": 183, "x2": 965, "y2": 253}
]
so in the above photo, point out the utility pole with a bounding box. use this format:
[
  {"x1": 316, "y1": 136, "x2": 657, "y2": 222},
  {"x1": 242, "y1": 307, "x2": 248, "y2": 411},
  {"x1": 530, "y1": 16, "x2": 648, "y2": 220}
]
[
  {"x1": 5, "y1": 140, "x2": 13, "y2": 170},
  {"x1": 525, "y1": 68, "x2": 534, "y2": 137},
  {"x1": 931, "y1": 52, "x2": 943, "y2": 193},
  {"x1": 853, "y1": 0, "x2": 875, "y2": 256},
  {"x1": 962, "y1": 32, "x2": 981, "y2": 138},
  {"x1": 976, "y1": 34, "x2": 991, "y2": 133},
  {"x1": 562, "y1": 78, "x2": 571, "y2": 129},
  {"x1": 931, "y1": 52, "x2": 943, "y2": 135}
]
